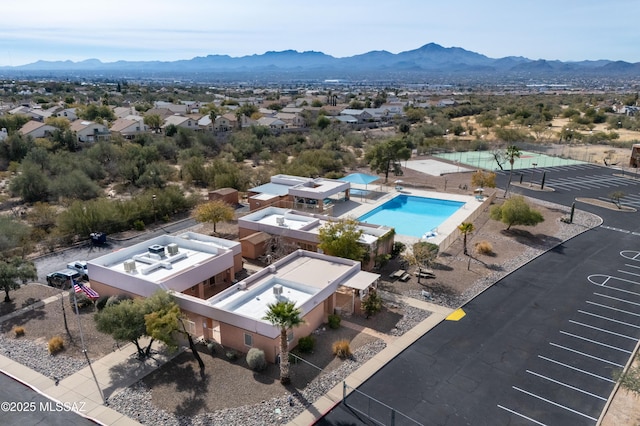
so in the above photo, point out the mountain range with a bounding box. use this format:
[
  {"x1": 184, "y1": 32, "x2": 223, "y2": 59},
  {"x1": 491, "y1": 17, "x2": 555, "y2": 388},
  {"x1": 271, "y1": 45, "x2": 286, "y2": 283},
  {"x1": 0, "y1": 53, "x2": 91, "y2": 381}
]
[{"x1": 3, "y1": 43, "x2": 639, "y2": 81}]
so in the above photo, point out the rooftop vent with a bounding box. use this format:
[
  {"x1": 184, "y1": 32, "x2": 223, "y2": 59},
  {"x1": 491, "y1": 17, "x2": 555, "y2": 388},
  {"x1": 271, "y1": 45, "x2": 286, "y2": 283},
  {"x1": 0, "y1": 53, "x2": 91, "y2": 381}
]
[
  {"x1": 124, "y1": 259, "x2": 136, "y2": 273},
  {"x1": 273, "y1": 284, "x2": 283, "y2": 296},
  {"x1": 167, "y1": 243, "x2": 179, "y2": 255},
  {"x1": 148, "y1": 244, "x2": 165, "y2": 256},
  {"x1": 238, "y1": 282, "x2": 247, "y2": 290}
]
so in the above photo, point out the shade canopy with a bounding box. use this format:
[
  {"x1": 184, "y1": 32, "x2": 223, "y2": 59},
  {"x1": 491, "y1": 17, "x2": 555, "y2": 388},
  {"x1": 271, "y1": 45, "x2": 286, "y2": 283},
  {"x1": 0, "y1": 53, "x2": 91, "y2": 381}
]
[{"x1": 339, "y1": 173, "x2": 379, "y2": 186}]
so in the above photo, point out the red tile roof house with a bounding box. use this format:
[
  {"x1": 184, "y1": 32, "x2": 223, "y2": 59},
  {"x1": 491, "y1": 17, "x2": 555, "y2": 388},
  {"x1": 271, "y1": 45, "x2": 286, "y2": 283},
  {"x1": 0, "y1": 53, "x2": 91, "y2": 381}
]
[
  {"x1": 87, "y1": 232, "x2": 378, "y2": 363},
  {"x1": 18, "y1": 120, "x2": 57, "y2": 138}
]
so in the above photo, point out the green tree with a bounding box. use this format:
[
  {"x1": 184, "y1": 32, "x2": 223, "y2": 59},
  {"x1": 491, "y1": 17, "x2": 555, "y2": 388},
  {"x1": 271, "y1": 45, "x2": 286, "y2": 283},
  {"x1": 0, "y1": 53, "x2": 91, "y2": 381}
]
[
  {"x1": 408, "y1": 241, "x2": 439, "y2": 272},
  {"x1": 143, "y1": 290, "x2": 205, "y2": 371},
  {"x1": 263, "y1": 300, "x2": 304, "y2": 384},
  {"x1": 458, "y1": 222, "x2": 475, "y2": 256},
  {"x1": 365, "y1": 139, "x2": 411, "y2": 183},
  {"x1": 361, "y1": 289, "x2": 382, "y2": 319},
  {"x1": 490, "y1": 196, "x2": 544, "y2": 231},
  {"x1": 9, "y1": 162, "x2": 49, "y2": 202},
  {"x1": 504, "y1": 145, "x2": 522, "y2": 196},
  {"x1": 192, "y1": 200, "x2": 235, "y2": 234},
  {"x1": 94, "y1": 298, "x2": 152, "y2": 359},
  {"x1": 317, "y1": 218, "x2": 365, "y2": 261},
  {"x1": 471, "y1": 170, "x2": 496, "y2": 189},
  {"x1": 0, "y1": 257, "x2": 37, "y2": 302},
  {"x1": 0, "y1": 216, "x2": 31, "y2": 255},
  {"x1": 143, "y1": 114, "x2": 162, "y2": 133}
]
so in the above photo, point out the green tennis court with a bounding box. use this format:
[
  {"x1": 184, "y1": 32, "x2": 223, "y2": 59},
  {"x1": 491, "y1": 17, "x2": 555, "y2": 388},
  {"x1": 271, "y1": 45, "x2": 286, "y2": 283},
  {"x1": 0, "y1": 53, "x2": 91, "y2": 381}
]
[{"x1": 434, "y1": 151, "x2": 586, "y2": 171}]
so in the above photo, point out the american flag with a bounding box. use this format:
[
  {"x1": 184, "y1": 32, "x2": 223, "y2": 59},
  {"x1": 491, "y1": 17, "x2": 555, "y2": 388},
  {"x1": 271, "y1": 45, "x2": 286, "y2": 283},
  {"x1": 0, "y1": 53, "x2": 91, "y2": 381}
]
[{"x1": 73, "y1": 279, "x2": 100, "y2": 299}]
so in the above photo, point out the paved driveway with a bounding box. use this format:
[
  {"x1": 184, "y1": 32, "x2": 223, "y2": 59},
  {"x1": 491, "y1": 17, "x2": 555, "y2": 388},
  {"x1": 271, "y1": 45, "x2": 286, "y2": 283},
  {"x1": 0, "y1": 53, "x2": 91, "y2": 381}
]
[{"x1": 318, "y1": 163, "x2": 640, "y2": 425}]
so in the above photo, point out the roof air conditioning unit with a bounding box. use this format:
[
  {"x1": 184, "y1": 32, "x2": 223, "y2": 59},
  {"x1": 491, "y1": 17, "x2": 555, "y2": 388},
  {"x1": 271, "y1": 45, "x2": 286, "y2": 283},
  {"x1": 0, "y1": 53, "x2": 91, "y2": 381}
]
[
  {"x1": 148, "y1": 244, "x2": 165, "y2": 256},
  {"x1": 238, "y1": 282, "x2": 247, "y2": 290},
  {"x1": 167, "y1": 243, "x2": 179, "y2": 255},
  {"x1": 273, "y1": 284, "x2": 283, "y2": 296},
  {"x1": 124, "y1": 259, "x2": 136, "y2": 273},
  {"x1": 276, "y1": 217, "x2": 285, "y2": 226}
]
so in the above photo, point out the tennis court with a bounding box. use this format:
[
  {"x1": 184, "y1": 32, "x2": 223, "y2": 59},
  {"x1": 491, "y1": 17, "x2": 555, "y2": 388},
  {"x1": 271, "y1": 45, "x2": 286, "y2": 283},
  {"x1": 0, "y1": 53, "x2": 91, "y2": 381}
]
[{"x1": 434, "y1": 151, "x2": 586, "y2": 171}]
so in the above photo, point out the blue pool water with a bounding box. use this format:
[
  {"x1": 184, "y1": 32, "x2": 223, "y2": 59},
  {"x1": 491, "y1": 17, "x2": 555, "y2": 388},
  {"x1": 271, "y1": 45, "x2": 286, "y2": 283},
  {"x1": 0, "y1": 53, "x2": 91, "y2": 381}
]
[{"x1": 358, "y1": 195, "x2": 464, "y2": 238}]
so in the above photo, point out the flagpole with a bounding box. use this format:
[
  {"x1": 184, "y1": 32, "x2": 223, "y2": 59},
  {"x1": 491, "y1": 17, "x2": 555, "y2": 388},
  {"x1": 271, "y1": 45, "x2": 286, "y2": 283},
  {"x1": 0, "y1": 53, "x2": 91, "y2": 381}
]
[{"x1": 72, "y1": 280, "x2": 107, "y2": 405}]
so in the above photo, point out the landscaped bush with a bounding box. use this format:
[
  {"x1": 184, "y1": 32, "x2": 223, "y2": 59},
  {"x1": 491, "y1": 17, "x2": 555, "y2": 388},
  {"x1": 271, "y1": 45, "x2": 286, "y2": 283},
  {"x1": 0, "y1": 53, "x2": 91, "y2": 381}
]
[
  {"x1": 133, "y1": 220, "x2": 145, "y2": 231},
  {"x1": 48, "y1": 336, "x2": 65, "y2": 354},
  {"x1": 475, "y1": 240, "x2": 494, "y2": 255},
  {"x1": 297, "y1": 335, "x2": 316, "y2": 353},
  {"x1": 362, "y1": 290, "x2": 383, "y2": 318},
  {"x1": 68, "y1": 289, "x2": 93, "y2": 309},
  {"x1": 328, "y1": 313, "x2": 341, "y2": 329},
  {"x1": 95, "y1": 295, "x2": 110, "y2": 311},
  {"x1": 225, "y1": 350, "x2": 238, "y2": 361},
  {"x1": 332, "y1": 339, "x2": 352, "y2": 359},
  {"x1": 246, "y1": 348, "x2": 267, "y2": 371},
  {"x1": 13, "y1": 326, "x2": 25, "y2": 337},
  {"x1": 391, "y1": 241, "x2": 406, "y2": 257}
]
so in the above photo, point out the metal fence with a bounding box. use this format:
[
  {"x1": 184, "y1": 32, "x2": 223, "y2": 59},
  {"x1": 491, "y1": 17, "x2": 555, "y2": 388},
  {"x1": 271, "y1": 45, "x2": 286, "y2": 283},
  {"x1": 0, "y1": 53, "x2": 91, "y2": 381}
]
[{"x1": 342, "y1": 382, "x2": 425, "y2": 426}]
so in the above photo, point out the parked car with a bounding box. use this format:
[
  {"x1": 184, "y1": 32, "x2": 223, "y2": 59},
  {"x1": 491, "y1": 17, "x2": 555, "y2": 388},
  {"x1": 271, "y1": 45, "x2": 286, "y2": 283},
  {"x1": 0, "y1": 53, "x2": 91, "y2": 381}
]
[
  {"x1": 66, "y1": 261, "x2": 88, "y2": 279},
  {"x1": 46, "y1": 269, "x2": 81, "y2": 288}
]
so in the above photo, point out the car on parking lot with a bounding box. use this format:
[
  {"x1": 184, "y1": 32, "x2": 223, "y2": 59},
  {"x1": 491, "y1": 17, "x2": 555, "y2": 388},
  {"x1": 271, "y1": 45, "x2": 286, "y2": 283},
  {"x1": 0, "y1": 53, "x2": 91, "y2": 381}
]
[
  {"x1": 66, "y1": 261, "x2": 88, "y2": 279},
  {"x1": 46, "y1": 269, "x2": 80, "y2": 288}
]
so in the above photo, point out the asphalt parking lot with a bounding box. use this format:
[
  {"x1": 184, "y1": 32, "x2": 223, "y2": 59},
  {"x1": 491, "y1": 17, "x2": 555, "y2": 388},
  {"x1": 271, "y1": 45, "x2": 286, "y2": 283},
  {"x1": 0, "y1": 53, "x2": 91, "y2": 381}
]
[{"x1": 318, "y1": 163, "x2": 640, "y2": 425}]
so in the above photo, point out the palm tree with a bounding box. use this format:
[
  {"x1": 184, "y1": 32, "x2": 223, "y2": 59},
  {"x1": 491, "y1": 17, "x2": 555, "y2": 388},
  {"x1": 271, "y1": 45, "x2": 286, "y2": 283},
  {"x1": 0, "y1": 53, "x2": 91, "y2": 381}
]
[
  {"x1": 458, "y1": 222, "x2": 475, "y2": 256},
  {"x1": 263, "y1": 300, "x2": 304, "y2": 385},
  {"x1": 505, "y1": 145, "x2": 522, "y2": 196}
]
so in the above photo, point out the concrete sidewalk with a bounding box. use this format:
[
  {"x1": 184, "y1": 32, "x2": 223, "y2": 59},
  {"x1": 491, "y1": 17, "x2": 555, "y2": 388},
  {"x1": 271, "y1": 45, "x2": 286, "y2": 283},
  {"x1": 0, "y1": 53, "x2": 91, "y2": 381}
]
[
  {"x1": 0, "y1": 337, "x2": 182, "y2": 425},
  {"x1": 287, "y1": 292, "x2": 454, "y2": 426}
]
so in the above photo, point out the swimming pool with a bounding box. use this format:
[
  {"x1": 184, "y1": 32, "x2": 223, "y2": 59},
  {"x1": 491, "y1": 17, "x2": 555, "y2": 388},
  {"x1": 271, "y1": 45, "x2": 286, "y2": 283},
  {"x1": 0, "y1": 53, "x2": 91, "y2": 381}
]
[{"x1": 358, "y1": 195, "x2": 464, "y2": 238}]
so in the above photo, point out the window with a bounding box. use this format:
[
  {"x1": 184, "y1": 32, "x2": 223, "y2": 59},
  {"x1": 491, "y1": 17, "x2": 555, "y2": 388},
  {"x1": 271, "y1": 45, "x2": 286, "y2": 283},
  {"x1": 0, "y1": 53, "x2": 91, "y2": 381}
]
[
  {"x1": 184, "y1": 320, "x2": 196, "y2": 336},
  {"x1": 244, "y1": 333, "x2": 253, "y2": 347},
  {"x1": 287, "y1": 331, "x2": 294, "y2": 343}
]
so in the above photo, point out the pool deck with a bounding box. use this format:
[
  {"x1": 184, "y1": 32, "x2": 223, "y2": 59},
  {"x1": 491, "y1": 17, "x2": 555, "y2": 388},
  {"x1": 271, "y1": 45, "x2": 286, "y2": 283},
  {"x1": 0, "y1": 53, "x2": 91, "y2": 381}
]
[{"x1": 338, "y1": 187, "x2": 485, "y2": 247}]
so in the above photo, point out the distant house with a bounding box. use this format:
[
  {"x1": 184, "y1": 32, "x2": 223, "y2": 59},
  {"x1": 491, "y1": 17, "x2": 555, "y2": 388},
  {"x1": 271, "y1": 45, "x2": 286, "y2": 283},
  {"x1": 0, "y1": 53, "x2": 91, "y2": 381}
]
[
  {"x1": 221, "y1": 113, "x2": 239, "y2": 130},
  {"x1": 112, "y1": 106, "x2": 136, "y2": 118},
  {"x1": 18, "y1": 120, "x2": 57, "y2": 138},
  {"x1": 256, "y1": 116, "x2": 286, "y2": 130},
  {"x1": 340, "y1": 109, "x2": 373, "y2": 123},
  {"x1": 275, "y1": 112, "x2": 306, "y2": 128},
  {"x1": 55, "y1": 108, "x2": 78, "y2": 122},
  {"x1": 214, "y1": 115, "x2": 232, "y2": 132},
  {"x1": 161, "y1": 114, "x2": 199, "y2": 132},
  {"x1": 110, "y1": 117, "x2": 148, "y2": 139},
  {"x1": 70, "y1": 119, "x2": 110, "y2": 143}
]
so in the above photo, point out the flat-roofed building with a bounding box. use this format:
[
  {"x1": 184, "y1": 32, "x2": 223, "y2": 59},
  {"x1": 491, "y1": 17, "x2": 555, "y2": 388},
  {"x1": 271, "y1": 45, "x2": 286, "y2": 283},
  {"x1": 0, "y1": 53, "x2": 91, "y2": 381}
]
[
  {"x1": 247, "y1": 174, "x2": 351, "y2": 213},
  {"x1": 238, "y1": 207, "x2": 394, "y2": 271},
  {"x1": 88, "y1": 235, "x2": 379, "y2": 363}
]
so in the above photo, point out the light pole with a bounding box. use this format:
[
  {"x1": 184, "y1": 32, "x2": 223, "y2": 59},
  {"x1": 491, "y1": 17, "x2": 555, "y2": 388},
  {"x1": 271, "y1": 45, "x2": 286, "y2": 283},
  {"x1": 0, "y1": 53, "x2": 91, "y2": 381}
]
[{"x1": 152, "y1": 194, "x2": 157, "y2": 223}]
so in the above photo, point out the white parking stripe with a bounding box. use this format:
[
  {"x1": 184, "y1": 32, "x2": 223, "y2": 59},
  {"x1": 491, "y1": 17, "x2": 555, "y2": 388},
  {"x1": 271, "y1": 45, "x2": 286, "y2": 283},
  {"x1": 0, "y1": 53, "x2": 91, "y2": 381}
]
[
  {"x1": 538, "y1": 355, "x2": 615, "y2": 383},
  {"x1": 497, "y1": 405, "x2": 547, "y2": 425},
  {"x1": 569, "y1": 319, "x2": 637, "y2": 341},
  {"x1": 594, "y1": 292, "x2": 640, "y2": 309},
  {"x1": 549, "y1": 342, "x2": 625, "y2": 367},
  {"x1": 578, "y1": 310, "x2": 640, "y2": 330},
  {"x1": 526, "y1": 370, "x2": 607, "y2": 401},
  {"x1": 559, "y1": 330, "x2": 632, "y2": 354},
  {"x1": 586, "y1": 300, "x2": 640, "y2": 318},
  {"x1": 512, "y1": 386, "x2": 598, "y2": 421},
  {"x1": 618, "y1": 268, "x2": 640, "y2": 278}
]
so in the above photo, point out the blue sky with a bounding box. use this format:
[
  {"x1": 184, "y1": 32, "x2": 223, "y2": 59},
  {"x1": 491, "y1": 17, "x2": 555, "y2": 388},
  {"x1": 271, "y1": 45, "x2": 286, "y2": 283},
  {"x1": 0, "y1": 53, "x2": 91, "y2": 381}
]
[{"x1": 1, "y1": 0, "x2": 638, "y2": 66}]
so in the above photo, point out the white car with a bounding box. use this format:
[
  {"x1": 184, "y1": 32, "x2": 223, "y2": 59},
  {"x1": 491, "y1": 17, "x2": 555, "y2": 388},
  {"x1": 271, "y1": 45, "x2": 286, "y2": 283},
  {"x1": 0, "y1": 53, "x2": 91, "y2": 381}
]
[{"x1": 66, "y1": 261, "x2": 88, "y2": 279}]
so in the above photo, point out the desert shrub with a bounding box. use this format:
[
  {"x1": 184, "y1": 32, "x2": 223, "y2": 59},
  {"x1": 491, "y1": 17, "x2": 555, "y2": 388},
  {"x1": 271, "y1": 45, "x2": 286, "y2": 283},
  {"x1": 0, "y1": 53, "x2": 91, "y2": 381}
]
[
  {"x1": 133, "y1": 220, "x2": 145, "y2": 231},
  {"x1": 391, "y1": 241, "x2": 406, "y2": 257},
  {"x1": 475, "y1": 241, "x2": 494, "y2": 255},
  {"x1": 332, "y1": 339, "x2": 352, "y2": 359},
  {"x1": 297, "y1": 335, "x2": 316, "y2": 353},
  {"x1": 48, "y1": 336, "x2": 65, "y2": 354},
  {"x1": 246, "y1": 348, "x2": 267, "y2": 371},
  {"x1": 106, "y1": 294, "x2": 132, "y2": 307},
  {"x1": 95, "y1": 295, "x2": 110, "y2": 311},
  {"x1": 328, "y1": 313, "x2": 341, "y2": 329},
  {"x1": 69, "y1": 289, "x2": 93, "y2": 309},
  {"x1": 13, "y1": 326, "x2": 25, "y2": 337},
  {"x1": 362, "y1": 289, "x2": 383, "y2": 318},
  {"x1": 225, "y1": 350, "x2": 237, "y2": 361}
]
